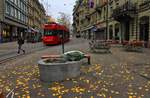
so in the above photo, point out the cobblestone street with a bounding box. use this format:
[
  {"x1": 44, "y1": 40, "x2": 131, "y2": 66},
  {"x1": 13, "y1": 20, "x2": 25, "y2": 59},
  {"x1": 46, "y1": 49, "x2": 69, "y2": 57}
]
[{"x1": 0, "y1": 38, "x2": 150, "y2": 98}]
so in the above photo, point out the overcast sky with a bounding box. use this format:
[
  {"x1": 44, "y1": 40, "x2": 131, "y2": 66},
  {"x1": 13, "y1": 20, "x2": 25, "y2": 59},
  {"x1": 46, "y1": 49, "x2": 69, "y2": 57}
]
[{"x1": 39, "y1": 0, "x2": 75, "y2": 22}]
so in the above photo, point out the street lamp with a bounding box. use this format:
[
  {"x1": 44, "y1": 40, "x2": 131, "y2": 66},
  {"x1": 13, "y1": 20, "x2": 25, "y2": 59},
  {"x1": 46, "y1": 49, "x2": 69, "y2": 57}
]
[
  {"x1": 62, "y1": 30, "x2": 65, "y2": 54},
  {"x1": 136, "y1": 0, "x2": 139, "y2": 40},
  {"x1": 59, "y1": 31, "x2": 65, "y2": 54},
  {"x1": 106, "y1": 0, "x2": 109, "y2": 40},
  {"x1": 58, "y1": 12, "x2": 66, "y2": 54}
]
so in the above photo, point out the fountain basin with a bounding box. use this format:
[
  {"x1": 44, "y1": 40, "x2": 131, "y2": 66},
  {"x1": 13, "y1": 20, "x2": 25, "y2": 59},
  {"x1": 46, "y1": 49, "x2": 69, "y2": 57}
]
[{"x1": 38, "y1": 59, "x2": 84, "y2": 82}]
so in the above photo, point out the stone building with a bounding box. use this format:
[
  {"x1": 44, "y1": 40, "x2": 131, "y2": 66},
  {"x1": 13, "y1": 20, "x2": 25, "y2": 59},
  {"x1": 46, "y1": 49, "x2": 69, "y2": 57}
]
[
  {"x1": 0, "y1": 0, "x2": 46, "y2": 43},
  {"x1": 73, "y1": 0, "x2": 150, "y2": 47}
]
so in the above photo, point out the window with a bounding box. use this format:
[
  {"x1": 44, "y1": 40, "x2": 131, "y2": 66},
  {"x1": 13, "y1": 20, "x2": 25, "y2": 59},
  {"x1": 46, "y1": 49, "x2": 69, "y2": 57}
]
[
  {"x1": 10, "y1": 0, "x2": 13, "y2": 3},
  {"x1": 14, "y1": 8, "x2": 17, "y2": 18},
  {"x1": 103, "y1": 7, "x2": 106, "y2": 20},
  {"x1": 10, "y1": 7, "x2": 14, "y2": 16},
  {"x1": 14, "y1": 0, "x2": 17, "y2": 5},
  {"x1": 18, "y1": 0, "x2": 20, "y2": 8},
  {"x1": 21, "y1": 2, "x2": 23, "y2": 10},
  {"x1": 109, "y1": 6, "x2": 113, "y2": 17},
  {"x1": 25, "y1": 16, "x2": 28, "y2": 23},
  {"x1": 22, "y1": 15, "x2": 25, "y2": 22},
  {"x1": 22, "y1": 2, "x2": 25, "y2": 11},
  {"x1": 44, "y1": 30, "x2": 58, "y2": 36},
  {"x1": 25, "y1": 6, "x2": 27, "y2": 13},
  {"x1": 5, "y1": 3, "x2": 10, "y2": 14},
  {"x1": 21, "y1": 13, "x2": 23, "y2": 21},
  {"x1": 18, "y1": 11, "x2": 21, "y2": 20},
  {"x1": 16, "y1": 10, "x2": 19, "y2": 19}
]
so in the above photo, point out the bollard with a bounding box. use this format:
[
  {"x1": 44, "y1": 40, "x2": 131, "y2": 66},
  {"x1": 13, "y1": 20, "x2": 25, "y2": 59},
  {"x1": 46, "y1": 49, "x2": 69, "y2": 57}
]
[{"x1": 84, "y1": 54, "x2": 91, "y2": 65}]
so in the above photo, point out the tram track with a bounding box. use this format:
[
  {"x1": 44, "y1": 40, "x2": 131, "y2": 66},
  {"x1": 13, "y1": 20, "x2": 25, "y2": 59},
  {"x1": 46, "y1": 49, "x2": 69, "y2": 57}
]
[
  {"x1": 0, "y1": 46, "x2": 48, "y2": 64},
  {"x1": 0, "y1": 38, "x2": 78, "y2": 64}
]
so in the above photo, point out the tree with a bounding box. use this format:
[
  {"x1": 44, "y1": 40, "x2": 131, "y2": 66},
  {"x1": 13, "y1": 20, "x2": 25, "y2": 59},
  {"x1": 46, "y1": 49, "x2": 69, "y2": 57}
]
[
  {"x1": 57, "y1": 12, "x2": 71, "y2": 28},
  {"x1": 46, "y1": 16, "x2": 56, "y2": 23}
]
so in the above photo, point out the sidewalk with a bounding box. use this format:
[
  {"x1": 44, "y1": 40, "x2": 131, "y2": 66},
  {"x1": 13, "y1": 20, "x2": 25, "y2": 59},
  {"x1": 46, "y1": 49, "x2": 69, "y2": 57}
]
[{"x1": 0, "y1": 41, "x2": 45, "y2": 60}]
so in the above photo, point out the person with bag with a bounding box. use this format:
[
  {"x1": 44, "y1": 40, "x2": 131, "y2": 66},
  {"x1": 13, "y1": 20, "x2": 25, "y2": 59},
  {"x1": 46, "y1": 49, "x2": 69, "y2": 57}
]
[{"x1": 17, "y1": 36, "x2": 25, "y2": 54}]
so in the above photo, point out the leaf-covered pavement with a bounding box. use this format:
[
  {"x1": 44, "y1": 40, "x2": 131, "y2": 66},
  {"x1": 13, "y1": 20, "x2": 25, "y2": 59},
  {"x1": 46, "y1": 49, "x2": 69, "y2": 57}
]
[
  {"x1": 0, "y1": 62, "x2": 150, "y2": 98},
  {"x1": 0, "y1": 38, "x2": 150, "y2": 98}
]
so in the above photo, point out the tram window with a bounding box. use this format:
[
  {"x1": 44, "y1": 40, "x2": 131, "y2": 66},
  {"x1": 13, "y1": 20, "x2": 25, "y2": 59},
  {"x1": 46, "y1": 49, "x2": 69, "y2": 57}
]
[
  {"x1": 56, "y1": 30, "x2": 62, "y2": 36},
  {"x1": 44, "y1": 30, "x2": 57, "y2": 36},
  {"x1": 58, "y1": 30, "x2": 63, "y2": 36}
]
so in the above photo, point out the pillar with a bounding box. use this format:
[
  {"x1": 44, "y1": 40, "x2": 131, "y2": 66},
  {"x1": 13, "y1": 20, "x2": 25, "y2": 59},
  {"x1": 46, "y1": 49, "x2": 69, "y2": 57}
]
[
  {"x1": 0, "y1": 23, "x2": 2, "y2": 43},
  {"x1": 113, "y1": 24, "x2": 115, "y2": 39},
  {"x1": 120, "y1": 23, "x2": 124, "y2": 41},
  {"x1": 136, "y1": 17, "x2": 140, "y2": 40},
  {"x1": 148, "y1": 16, "x2": 150, "y2": 47},
  {"x1": 107, "y1": 24, "x2": 110, "y2": 40},
  {"x1": 149, "y1": 16, "x2": 150, "y2": 41}
]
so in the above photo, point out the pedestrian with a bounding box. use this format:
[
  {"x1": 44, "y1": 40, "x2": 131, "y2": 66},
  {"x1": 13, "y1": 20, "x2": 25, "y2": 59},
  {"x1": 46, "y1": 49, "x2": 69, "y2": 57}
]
[{"x1": 17, "y1": 36, "x2": 25, "y2": 54}]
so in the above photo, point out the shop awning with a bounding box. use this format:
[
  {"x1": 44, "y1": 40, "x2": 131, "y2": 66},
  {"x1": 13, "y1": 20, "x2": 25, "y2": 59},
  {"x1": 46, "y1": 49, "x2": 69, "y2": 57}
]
[
  {"x1": 27, "y1": 28, "x2": 39, "y2": 33},
  {"x1": 82, "y1": 25, "x2": 96, "y2": 32}
]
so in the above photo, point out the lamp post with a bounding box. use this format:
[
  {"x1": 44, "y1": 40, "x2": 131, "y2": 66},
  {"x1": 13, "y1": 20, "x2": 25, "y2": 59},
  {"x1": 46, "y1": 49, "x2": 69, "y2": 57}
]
[
  {"x1": 58, "y1": 12, "x2": 65, "y2": 54},
  {"x1": 136, "y1": 0, "x2": 139, "y2": 40},
  {"x1": 61, "y1": 30, "x2": 65, "y2": 54},
  {"x1": 106, "y1": 0, "x2": 109, "y2": 40}
]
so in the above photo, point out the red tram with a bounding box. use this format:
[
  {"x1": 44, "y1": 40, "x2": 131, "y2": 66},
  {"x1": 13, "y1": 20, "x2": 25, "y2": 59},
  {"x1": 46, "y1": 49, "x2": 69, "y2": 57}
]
[{"x1": 42, "y1": 22, "x2": 70, "y2": 45}]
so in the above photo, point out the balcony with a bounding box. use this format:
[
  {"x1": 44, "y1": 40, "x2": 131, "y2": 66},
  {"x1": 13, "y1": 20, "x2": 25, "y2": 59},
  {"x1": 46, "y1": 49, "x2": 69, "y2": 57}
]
[
  {"x1": 139, "y1": 0, "x2": 150, "y2": 11},
  {"x1": 112, "y1": 2, "x2": 137, "y2": 22}
]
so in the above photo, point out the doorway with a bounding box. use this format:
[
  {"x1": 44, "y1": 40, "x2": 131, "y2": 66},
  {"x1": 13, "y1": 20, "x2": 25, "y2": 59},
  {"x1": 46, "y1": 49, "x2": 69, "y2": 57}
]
[
  {"x1": 115, "y1": 23, "x2": 120, "y2": 40},
  {"x1": 109, "y1": 25, "x2": 113, "y2": 40},
  {"x1": 140, "y1": 16, "x2": 149, "y2": 47},
  {"x1": 124, "y1": 21, "x2": 130, "y2": 41}
]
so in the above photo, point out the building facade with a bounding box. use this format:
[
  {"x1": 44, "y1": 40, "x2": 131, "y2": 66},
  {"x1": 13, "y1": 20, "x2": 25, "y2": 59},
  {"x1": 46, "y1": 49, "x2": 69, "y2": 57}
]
[
  {"x1": 0, "y1": 0, "x2": 45, "y2": 43},
  {"x1": 73, "y1": 0, "x2": 150, "y2": 47}
]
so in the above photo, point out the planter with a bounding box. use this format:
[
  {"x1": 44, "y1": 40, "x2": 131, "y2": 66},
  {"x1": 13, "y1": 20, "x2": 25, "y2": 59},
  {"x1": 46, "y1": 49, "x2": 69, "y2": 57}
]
[
  {"x1": 89, "y1": 40, "x2": 111, "y2": 53},
  {"x1": 38, "y1": 58, "x2": 84, "y2": 82}
]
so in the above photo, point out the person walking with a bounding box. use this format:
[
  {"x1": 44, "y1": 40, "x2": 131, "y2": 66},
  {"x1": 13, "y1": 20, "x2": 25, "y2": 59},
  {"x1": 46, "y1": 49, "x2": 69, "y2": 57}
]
[{"x1": 17, "y1": 36, "x2": 25, "y2": 54}]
